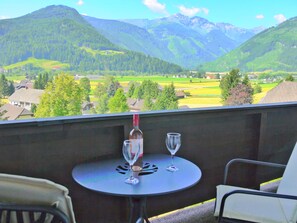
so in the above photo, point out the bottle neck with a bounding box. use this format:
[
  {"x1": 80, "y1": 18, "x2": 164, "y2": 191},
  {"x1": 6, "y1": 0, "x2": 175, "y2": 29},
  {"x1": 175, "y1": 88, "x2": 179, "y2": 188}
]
[{"x1": 133, "y1": 114, "x2": 139, "y2": 128}]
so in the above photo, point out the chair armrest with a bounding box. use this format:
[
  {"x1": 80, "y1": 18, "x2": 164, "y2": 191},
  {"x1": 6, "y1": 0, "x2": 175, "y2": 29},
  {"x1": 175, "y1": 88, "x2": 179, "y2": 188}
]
[
  {"x1": 218, "y1": 189, "x2": 297, "y2": 222},
  {"x1": 224, "y1": 158, "x2": 286, "y2": 184}
]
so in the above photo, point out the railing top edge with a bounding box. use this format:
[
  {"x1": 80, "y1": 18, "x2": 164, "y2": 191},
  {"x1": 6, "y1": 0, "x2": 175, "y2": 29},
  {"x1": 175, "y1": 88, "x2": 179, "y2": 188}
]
[{"x1": 0, "y1": 102, "x2": 296, "y2": 127}]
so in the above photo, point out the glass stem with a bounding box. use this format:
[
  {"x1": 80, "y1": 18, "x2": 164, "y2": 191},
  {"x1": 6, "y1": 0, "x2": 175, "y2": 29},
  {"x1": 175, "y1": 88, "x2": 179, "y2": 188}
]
[
  {"x1": 171, "y1": 154, "x2": 174, "y2": 166},
  {"x1": 130, "y1": 165, "x2": 133, "y2": 179}
]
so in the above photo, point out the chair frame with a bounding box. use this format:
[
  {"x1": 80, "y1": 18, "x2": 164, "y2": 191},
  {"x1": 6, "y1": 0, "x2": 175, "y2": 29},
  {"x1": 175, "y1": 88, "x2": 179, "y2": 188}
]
[
  {"x1": 218, "y1": 158, "x2": 297, "y2": 223},
  {"x1": 0, "y1": 203, "x2": 69, "y2": 223},
  {"x1": 218, "y1": 190, "x2": 297, "y2": 223}
]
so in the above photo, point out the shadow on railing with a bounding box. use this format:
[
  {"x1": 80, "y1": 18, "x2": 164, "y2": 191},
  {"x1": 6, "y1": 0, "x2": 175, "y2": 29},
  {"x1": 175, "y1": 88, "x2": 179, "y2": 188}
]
[{"x1": 0, "y1": 102, "x2": 296, "y2": 222}]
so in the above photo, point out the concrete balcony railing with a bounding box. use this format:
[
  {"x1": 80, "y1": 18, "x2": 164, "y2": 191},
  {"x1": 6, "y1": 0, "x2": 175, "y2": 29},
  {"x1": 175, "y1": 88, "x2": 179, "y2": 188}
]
[{"x1": 0, "y1": 102, "x2": 296, "y2": 223}]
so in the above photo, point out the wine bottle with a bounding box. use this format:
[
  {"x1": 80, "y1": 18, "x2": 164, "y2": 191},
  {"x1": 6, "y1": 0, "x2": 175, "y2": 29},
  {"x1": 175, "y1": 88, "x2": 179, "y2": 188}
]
[{"x1": 129, "y1": 114, "x2": 143, "y2": 172}]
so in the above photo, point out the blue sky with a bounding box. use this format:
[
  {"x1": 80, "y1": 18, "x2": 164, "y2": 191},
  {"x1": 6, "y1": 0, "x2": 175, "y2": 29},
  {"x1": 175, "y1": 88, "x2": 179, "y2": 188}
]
[{"x1": 0, "y1": 0, "x2": 296, "y2": 29}]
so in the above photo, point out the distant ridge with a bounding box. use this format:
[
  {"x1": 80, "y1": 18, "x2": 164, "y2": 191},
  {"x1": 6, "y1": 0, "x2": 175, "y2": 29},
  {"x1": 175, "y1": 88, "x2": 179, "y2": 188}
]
[
  {"x1": 202, "y1": 16, "x2": 297, "y2": 72},
  {"x1": 85, "y1": 13, "x2": 263, "y2": 69},
  {"x1": 0, "y1": 5, "x2": 182, "y2": 74}
]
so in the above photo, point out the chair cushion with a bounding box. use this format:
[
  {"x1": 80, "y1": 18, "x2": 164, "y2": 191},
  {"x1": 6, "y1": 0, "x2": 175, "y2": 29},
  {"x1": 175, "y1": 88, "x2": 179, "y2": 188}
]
[
  {"x1": 277, "y1": 142, "x2": 297, "y2": 222},
  {"x1": 215, "y1": 185, "x2": 288, "y2": 223},
  {"x1": 0, "y1": 174, "x2": 75, "y2": 223}
]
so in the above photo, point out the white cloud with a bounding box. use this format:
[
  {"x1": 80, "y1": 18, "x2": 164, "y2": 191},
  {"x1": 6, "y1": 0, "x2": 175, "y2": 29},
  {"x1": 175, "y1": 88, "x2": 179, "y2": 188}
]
[
  {"x1": 179, "y1": 5, "x2": 199, "y2": 17},
  {"x1": 274, "y1": 14, "x2": 286, "y2": 24},
  {"x1": 0, "y1": 16, "x2": 9, "y2": 20},
  {"x1": 256, "y1": 14, "x2": 264, "y2": 19},
  {"x1": 77, "y1": 0, "x2": 84, "y2": 6},
  {"x1": 143, "y1": 0, "x2": 167, "y2": 14},
  {"x1": 201, "y1": 8, "x2": 209, "y2": 15},
  {"x1": 178, "y1": 5, "x2": 209, "y2": 17}
]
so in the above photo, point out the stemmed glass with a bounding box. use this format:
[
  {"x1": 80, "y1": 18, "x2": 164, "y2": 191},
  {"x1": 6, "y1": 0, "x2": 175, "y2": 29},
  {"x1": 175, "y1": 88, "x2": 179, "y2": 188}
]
[
  {"x1": 165, "y1": 132, "x2": 181, "y2": 172},
  {"x1": 122, "y1": 140, "x2": 141, "y2": 185}
]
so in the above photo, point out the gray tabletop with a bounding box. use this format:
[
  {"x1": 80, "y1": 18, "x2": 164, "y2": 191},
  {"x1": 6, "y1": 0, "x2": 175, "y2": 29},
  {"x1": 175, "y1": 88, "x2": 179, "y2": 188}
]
[{"x1": 72, "y1": 154, "x2": 202, "y2": 198}]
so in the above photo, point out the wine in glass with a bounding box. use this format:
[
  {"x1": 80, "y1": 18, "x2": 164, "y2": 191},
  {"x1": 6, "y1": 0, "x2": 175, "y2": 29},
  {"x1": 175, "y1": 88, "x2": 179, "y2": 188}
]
[
  {"x1": 122, "y1": 139, "x2": 141, "y2": 184},
  {"x1": 165, "y1": 133, "x2": 181, "y2": 172}
]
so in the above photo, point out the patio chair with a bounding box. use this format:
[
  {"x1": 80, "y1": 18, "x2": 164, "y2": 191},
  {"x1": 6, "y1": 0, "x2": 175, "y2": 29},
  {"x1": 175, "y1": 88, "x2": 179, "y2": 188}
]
[
  {"x1": 214, "y1": 141, "x2": 297, "y2": 223},
  {"x1": 0, "y1": 174, "x2": 76, "y2": 223}
]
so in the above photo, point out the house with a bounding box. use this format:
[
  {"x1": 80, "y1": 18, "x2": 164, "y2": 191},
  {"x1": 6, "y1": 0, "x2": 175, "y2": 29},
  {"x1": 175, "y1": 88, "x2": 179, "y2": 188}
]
[
  {"x1": 14, "y1": 79, "x2": 34, "y2": 90},
  {"x1": 8, "y1": 88, "x2": 44, "y2": 110},
  {"x1": 82, "y1": 102, "x2": 94, "y2": 115},
  {"x1": 259, "y1": 81, "x2": 297, "y2": 104},
  {"x1": 127, "y1": 98, "x2": 145, "y2": 112},
  {"x1": 0, "y1": 104, "x2": 33, "y2": 120},
  {"x1": 175, "y1": 91, "x2": 186, "y2": 99}
]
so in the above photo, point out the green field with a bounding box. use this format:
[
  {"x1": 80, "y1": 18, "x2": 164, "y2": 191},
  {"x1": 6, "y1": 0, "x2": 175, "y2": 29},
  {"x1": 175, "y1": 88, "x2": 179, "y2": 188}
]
[
  {"x1": 5, "y1": 74, "x2": 277, "y2": 108},
  {"x1": 4, "y1": 58, "x2": 69, "y2": 70},
  {"x1": 89, "y1": 76, "x2": 278, "y2": 108}
]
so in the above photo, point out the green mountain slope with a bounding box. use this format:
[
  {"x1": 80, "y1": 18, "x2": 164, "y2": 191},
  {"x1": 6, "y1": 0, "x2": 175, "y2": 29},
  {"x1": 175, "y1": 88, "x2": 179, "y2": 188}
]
[
  {"x1": 202, "y1": 17, "x2": 297, "y2": 72},
  {"x1": 0, "y1": 5, "x2": 182, "y2": 74},
  {"x1": 86, "y1": 14, "x2": 259, "y2": 69}
]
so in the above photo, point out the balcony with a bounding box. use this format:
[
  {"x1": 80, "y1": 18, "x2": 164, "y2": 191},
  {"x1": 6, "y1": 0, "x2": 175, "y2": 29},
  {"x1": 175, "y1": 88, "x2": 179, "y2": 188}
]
[{"x1": 0, "y1": 102, "x2": 296, "y2": 223}]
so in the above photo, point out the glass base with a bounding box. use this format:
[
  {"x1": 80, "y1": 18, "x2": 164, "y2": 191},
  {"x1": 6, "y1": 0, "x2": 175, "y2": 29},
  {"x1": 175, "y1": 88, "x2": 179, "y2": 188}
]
[
  {"x1": 125, "y1": 176, "x2": 139, "y2": 185},
  {"x1": 166, "y1": 165, "x2": 179, "y2": 172}
]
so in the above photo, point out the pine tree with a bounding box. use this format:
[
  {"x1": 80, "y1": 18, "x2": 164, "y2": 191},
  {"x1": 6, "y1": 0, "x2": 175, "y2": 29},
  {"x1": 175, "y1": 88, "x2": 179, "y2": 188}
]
[
  {"x1": 220, "y1": 68, "x2": 241, "y2": 103},
  {"x1": 154, "y1": 83, "x2": 178, "y2": 110},
  {"x1": 79, "y1": 77, "x2": 91, "y2": 102},
  {"x1": 108, "y1": 88, "x2": 129, "y2": 113}
]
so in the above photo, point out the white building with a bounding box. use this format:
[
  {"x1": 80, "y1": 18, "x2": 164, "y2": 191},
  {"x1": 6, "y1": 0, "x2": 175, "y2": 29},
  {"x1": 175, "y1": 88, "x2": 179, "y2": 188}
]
[{"x1": 8, "y1": 88, "x2": 44, "y2": 110}]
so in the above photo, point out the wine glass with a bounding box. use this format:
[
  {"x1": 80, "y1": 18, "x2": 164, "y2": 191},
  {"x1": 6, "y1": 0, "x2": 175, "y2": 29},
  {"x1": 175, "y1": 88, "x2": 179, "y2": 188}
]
[
  {"x1": 122, "y1": 140, "x2": 141, "y2": 184},
  {"x1": 165, "y1": 132, "x2": 181, "y2": 172}
]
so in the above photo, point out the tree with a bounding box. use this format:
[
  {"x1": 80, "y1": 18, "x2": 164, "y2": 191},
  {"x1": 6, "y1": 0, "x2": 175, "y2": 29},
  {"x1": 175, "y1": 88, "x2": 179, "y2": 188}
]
[
  {"x1": 225, "y1": 84, "x2": 253, "y2": 106},
  {"x1": 285, "y1": 74, "x2": 294, "y2": 81},
  {"x1": 127, "y1": 81, "x2": 141, "y2": 98},
  {"x1": 8, "y1": 81, "x2": 15, "y2": 96},
  {"x1": 0, "y1": 74, "x2": 10, "y2": 97},
  {"x1": 254, "y1": 83, "x2": 262, "y2": 94},
  {"x1": 143, "y1": 95, "x2": 154, "y2": 111},
  {"x1": 104, "y1": 76, "x2": 120, "y2": 98},
  {"x1": 79, "y1": 77, "x2": 91, "y2": 102},
  {"x1": 108, "y1": 88, "x2": 129, "y2": 113},
  {"x1": 35, "y1": 73, "x2": 83, "y2": 118},
  {"x1": 34, "y1": 72, "x2": 52, "y2": 89},
  {"x1": 220, "y1": 68, "x2": 241, "y2": 102},
  {"x1": 96, "y1": 93, "x2": 109, "y2": 114},
  {"x1": 153, "y1": 83, "x2": 178, "y2": 110}
]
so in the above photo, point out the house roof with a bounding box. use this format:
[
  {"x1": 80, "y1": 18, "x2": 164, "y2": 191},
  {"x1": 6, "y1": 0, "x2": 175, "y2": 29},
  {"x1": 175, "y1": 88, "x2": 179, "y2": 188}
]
[
  {"x1": 176, "y1": 91, "x2": 185, "y2": 98},
  {"x1": 8, "y1": 88, "x2": 44, "y2": 104},
  {"x1": 260, "y1": 81, "x2": 297, "y2": 104},
  {"x1": 127, "y1": 98, "x2": 144, "y2": 111},
  {"x1": 0, "y1": 104, "x2": 33, "y2": 120}
]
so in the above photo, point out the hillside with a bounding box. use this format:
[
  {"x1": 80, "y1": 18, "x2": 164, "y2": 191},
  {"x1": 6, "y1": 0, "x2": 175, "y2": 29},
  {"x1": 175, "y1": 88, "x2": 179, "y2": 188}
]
[
  {"x1": 86, "y1": 14, "x2": 262, "y2": 69},
  {"x1": 0, "y1": 5, "x2": 182, "y2": 74},
  {"x1": 202, "y1": 16, "x2": 297, "y2": 72}
]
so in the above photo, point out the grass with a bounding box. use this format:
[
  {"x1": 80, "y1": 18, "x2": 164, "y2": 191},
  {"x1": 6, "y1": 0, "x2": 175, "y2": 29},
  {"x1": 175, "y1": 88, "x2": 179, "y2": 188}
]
[
  {"x1": 4, "y1": 57, "x2": 69, "y2": 70},
  {"x1": 80, "y1": 47, "x2": 124, "y2": 56}
]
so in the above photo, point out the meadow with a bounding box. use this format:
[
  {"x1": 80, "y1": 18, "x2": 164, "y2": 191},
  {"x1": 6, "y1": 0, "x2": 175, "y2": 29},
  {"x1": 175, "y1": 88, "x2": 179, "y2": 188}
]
[
  {"x1": 7, "y1": 74, "x2": 278, "y2": 109},
  {"x1": 89, "y1": 76, "x2": 278, "y2": 108}
]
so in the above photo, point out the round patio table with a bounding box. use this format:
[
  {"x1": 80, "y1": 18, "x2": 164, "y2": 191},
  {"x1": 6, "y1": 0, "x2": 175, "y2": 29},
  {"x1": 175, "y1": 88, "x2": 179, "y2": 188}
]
[{"x1": 72, "y1": 154, "x2": 202, "y2": 223}]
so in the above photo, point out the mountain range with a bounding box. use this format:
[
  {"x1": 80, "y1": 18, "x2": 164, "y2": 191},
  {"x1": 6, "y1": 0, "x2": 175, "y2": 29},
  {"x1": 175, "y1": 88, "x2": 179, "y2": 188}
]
[
  {"x1": 0, "y1": 5, "x2": 296, "y2": 73},
  {"x1": 0, "y1": 5, "x2": 182, "y2": 74},
  {"x1": 85, "y1": 14, "x2": 263, "y2": 69},
  {"x1": 202, "y1": 16, "x2": 297, "y2": 72}
]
